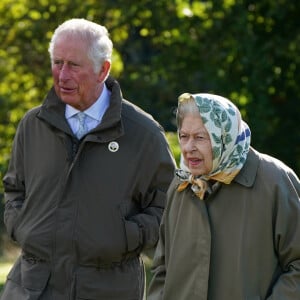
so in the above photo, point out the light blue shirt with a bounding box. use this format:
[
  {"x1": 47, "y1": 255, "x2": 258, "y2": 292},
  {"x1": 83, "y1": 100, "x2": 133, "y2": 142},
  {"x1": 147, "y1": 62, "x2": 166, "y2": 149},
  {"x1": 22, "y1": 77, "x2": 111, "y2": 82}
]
[{"x1": 65, "y1": 84, "x2": 111, "y2": 135}]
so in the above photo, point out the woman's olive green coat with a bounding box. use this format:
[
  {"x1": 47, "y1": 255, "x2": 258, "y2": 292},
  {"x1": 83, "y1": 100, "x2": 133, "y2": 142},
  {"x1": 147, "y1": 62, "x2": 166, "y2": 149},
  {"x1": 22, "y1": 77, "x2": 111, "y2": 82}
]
[{"x1": 148, "y1": 148, "x2": 300, "y2": 300}]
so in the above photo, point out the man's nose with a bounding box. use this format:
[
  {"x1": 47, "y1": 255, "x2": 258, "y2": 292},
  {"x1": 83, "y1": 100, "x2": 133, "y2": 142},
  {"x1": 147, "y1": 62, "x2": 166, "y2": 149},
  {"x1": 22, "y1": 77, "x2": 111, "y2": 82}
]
[{"x1": 59, "y1": 64, "x2": 70, "y2": 81}]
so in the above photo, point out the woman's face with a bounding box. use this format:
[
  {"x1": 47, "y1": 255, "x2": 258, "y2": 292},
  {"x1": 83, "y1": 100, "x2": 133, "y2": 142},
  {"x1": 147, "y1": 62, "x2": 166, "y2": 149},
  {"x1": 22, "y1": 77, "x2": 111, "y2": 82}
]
[{"x1": 179, "y1": 113, "x2": 213, "y2": 176}]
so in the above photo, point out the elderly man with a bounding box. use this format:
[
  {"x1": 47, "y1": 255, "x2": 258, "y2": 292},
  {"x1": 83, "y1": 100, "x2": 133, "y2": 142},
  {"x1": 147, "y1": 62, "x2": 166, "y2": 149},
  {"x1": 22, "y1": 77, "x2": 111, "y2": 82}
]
[{"x1": 1, "y1": 18, "x2": 175, "y2": 300}]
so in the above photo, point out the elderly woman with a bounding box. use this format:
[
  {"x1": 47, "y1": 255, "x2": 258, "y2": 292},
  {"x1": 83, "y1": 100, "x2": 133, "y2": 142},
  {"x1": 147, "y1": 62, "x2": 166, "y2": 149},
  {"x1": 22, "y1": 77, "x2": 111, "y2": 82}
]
[{"x1": 148, "y1": 93, "x2": 300, "y2": 300}]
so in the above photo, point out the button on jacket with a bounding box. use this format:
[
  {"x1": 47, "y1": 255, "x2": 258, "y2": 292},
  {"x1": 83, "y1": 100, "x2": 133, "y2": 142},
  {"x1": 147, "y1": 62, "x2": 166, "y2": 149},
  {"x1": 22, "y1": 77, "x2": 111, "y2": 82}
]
[{"x1": 1, "y1": 76, "x2": 176, "y2": 300}]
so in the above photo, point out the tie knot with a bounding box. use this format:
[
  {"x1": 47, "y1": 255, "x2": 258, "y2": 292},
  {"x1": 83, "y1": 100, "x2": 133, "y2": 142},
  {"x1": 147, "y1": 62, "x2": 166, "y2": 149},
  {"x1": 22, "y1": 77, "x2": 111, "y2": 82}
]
[
  {"x1": 77, "y1": 111, "x2": 86, "y2": 123},
  {"x1": 75, "y1": 112, "x2": 88, "y2": 139}
]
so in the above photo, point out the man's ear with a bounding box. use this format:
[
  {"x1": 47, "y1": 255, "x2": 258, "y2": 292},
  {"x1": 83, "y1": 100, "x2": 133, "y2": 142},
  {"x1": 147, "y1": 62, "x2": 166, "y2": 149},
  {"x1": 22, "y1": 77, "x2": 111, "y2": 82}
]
[{"x1": 98, "y1": 60, "x2": 111, "y2": 82}]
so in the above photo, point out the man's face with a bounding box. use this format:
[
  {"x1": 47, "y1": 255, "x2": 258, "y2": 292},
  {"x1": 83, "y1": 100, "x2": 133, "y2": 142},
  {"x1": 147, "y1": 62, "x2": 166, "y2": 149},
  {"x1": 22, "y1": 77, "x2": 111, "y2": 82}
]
[{"x1": 51, "y1": 34, "x2": 104, "y2": 110}]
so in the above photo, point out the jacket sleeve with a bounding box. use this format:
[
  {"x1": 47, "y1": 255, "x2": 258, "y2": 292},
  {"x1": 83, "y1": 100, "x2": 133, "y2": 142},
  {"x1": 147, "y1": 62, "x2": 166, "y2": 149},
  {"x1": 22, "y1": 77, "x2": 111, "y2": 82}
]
[
  {"x1": 147, "y1": 177, "x2": 179, "y2": 299},
  {"x1": 267, "y1": 168, "x2": 300, "y2": 299},
  {"x1": 3, "y1": 120, "x2": 25, "y2": 242},
  {"x1": 147, "y1": 210, "x2": 167, "y2": 300},
  {"x1": 127, "y1": 131, "x2": 176, "y2": 253}
]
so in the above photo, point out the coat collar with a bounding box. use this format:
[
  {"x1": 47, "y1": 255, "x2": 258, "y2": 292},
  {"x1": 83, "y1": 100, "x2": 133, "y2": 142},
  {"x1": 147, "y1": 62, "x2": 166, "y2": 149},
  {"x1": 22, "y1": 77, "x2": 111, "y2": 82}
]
[
  {"x1": 37, "y1": 76, "x2": 124, "y2": 142},
  {"x1": 233, "y1": 147, "x2": 259, "y2": 187}
]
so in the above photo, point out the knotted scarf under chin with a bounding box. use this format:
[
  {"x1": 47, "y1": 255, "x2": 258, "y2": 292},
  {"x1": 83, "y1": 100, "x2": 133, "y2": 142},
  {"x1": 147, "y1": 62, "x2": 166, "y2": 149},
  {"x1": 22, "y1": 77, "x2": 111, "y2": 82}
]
[
  {"x1": 175, "y1": 168, "x2": 241, "y2": 200},
  {"x1": 176, "y1": 169, "x2": 208, "y2": 200}
]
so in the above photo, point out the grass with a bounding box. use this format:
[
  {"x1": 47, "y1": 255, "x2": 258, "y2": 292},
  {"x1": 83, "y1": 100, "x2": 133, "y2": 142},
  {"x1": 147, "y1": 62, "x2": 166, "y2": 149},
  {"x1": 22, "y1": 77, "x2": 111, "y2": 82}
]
[
  {"x1": 0, "y1": 261, "x2": 12, "y2": 293},
  {"x1": 0, "y1": 236, "x2": 20, "y2": 294}
]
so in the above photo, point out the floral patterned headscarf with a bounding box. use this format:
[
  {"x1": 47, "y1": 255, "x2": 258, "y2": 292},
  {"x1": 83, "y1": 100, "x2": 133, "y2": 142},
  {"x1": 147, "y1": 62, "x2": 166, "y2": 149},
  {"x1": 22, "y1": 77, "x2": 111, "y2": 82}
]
[{"x1": 176, "y1": 93, "x2": 251, "y2": 199}]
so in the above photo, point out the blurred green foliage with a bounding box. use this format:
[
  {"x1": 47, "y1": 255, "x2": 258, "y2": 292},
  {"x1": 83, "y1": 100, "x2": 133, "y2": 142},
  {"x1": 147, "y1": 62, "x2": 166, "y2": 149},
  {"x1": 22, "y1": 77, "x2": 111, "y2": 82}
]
[
  {"x1": 166, "y1": 132, "x2": 180, "y2": 167},
  {"x1": 0, "y1": 0, "x2": 299, "y2": 196}
]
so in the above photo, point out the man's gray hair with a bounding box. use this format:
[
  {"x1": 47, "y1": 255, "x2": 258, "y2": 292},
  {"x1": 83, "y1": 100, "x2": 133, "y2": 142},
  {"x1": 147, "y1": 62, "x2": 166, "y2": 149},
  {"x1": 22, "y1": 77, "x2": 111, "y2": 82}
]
[{"x1": 48, "y1": 18, "x2": 113, "y2": 73}]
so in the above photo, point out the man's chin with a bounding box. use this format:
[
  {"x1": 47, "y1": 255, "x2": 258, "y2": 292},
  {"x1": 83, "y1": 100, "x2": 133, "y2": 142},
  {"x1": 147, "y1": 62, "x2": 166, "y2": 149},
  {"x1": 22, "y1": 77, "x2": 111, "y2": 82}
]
[{"x1": 60, "y1": 96, "x2": 79, "y2": 108}]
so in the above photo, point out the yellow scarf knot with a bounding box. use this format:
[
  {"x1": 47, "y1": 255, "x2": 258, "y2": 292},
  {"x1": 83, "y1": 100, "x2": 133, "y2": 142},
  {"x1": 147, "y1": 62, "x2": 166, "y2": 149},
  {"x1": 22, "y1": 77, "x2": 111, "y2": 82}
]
[{"x1": 177, "y1": 171, "x2": 208, "y2": 200}]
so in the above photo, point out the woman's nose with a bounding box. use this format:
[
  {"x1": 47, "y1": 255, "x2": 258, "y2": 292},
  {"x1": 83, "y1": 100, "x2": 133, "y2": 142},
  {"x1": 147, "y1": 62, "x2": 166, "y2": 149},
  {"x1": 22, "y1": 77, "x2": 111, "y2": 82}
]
[{"x1": 184, "y1": 138, "x2": 196, "y2": 152}]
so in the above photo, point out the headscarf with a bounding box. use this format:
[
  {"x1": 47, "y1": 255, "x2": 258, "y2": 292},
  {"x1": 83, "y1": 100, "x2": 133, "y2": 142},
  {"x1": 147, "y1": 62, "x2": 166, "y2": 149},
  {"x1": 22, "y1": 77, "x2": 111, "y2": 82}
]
[{"x1": 176, "y1": 93, "x2": 251, "y2": 199}]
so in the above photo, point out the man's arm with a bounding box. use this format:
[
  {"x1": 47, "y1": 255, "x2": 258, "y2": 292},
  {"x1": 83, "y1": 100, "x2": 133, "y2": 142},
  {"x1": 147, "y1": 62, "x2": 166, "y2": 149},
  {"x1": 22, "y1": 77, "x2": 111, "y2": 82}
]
[{"x1": 3, "y1": 121, "x2": 25, "y2": 242}]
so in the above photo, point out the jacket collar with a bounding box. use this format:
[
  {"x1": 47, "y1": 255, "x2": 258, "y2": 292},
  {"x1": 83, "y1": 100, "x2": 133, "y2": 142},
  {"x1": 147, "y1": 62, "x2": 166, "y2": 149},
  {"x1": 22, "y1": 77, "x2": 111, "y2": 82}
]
[
  {"x1": 37, "y1": 76, "x2": 124, "y2": 142},
  {"x1": 233, "y1": 147, "x2": 259, "y2": 187}
]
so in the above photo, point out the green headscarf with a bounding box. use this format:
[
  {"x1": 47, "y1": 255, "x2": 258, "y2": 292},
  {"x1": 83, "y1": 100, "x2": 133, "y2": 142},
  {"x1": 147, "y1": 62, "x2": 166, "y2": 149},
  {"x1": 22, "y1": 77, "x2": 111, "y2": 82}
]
[{"x1": 176, "y1": 93, "x2": 251, "y2": 199}]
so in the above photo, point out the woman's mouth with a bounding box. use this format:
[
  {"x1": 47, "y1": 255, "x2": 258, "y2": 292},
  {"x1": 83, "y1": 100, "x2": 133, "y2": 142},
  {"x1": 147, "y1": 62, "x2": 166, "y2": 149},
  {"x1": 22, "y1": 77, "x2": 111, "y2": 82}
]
[{"x1": 188, "y1": 158, "x2": 201, "y2": 167}]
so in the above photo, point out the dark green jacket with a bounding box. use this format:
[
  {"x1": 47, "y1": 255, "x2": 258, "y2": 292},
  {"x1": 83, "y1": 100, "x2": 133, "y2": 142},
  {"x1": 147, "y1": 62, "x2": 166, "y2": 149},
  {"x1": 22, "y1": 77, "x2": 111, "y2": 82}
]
[
  {"x1": 148, "y1": 148, "x2": 300, "y2": 300},
  {"x1": 1, "y1": 76, "x2": 175, "y2": 300}
]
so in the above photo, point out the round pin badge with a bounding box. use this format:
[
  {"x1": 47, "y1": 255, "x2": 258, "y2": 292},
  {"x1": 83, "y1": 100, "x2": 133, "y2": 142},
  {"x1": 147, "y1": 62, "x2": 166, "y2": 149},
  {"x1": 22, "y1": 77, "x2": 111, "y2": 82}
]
[{"x1": 108, "y1": 141, "x2": 119, "y2": 152}]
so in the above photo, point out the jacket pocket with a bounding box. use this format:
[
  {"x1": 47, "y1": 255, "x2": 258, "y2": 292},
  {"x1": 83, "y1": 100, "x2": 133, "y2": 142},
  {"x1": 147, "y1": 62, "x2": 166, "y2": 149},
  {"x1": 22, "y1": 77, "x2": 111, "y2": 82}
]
[
  {"x1": 2, "y1": 255, "x2": 51, "y2": 300},
  {"x1": 124, "y1": 219, "x2": 141, "y2": 251},
  {"x1": 75, "y1": 257, "x2": 144, "y2": 300},
  {"x1": 4, "y1": 200, "x2": 22, "y2": 242}
]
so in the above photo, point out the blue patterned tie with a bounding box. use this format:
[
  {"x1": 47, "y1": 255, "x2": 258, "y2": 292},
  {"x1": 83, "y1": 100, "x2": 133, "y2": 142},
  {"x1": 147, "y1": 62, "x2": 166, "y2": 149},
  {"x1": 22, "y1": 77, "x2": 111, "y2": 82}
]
[{"x1": 76, "y1": 112, "x2": 88, "y2": 139}]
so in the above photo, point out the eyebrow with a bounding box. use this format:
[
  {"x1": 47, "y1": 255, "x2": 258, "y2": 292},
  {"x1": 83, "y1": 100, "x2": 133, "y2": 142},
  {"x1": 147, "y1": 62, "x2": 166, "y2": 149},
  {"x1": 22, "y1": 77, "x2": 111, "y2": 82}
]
[{"x1": 179, "y1": 129, "x2": 209, "y2": 136}]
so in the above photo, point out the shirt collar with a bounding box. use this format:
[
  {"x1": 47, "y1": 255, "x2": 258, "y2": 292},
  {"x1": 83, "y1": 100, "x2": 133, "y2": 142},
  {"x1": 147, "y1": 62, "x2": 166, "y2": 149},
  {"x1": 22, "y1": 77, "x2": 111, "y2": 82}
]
[{"x1": 65, "y1": 84, "x2": 110, "y2": 121}]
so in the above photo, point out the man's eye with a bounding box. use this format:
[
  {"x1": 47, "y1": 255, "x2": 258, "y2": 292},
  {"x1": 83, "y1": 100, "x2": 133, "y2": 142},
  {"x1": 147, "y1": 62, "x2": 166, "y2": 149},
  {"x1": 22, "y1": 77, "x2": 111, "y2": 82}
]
[
  {"x1": 53, "y1": 60, "x2": 63, "y2": 67},
  {"x1": 70, "y1": 62, "x2": 79, "y2": 67}
]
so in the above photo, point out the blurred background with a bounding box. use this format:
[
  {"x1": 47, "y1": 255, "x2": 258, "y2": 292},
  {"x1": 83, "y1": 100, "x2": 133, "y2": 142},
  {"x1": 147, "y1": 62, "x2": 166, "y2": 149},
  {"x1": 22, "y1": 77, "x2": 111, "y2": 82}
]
[{"x1": 0, "y1": 0, "x2": 299, "y2": 291}]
